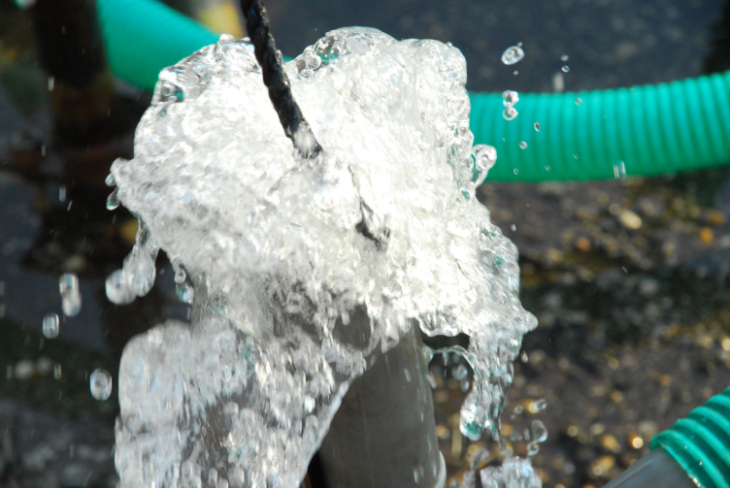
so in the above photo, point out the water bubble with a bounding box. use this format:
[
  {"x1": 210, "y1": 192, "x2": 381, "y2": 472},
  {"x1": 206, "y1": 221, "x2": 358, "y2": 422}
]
[
  {"x1": 511, "y1": 224, "x2": 517, "y2": 232},
  {"x1": 59, "y1": 273, "x2": 81, "y2": 317},
  {"x1": 502, "y1": 90, "x2": 519, "y2": 107},
  {"x1": 453, "y1": 364, "x2": 469, "y2": 380},
  {"x1": 105, "y1": 269, "x2": 136, "y2": 305},
  {"x1": 513, "y1": 70, "x2": 519, "y2": 76},
  {"x1": 613, "y1": 161, "x2": 627, "y2": 179},
  {"x1": 42, "y1": 313, "x2": 59, "y2": 339},
  {"x1": 534, "y1": 123, "x2": 540, "y2": 132},
  {"x1": 561, "y1": 54, "x2": 569, "y2": 62},
  {"x1": 513, "y1": 168, "x2": 519, "y2": 175},
  {"x1": 545, "y1": 165, "x2": 551, "y2": 172},
  {"x1": 575, "y1": 97, "x2": 582, "y2": 105},
  {"x1": 514, "y1": 405, "x2": 524, "y2": 415},
  {"x1": 561, "y1": 65, "x2": 570, "y2": 73},
  {"x1": 176, "y1": 283, "x2": 195, "y2": 304},
  {"x1": 59, "y1": 186, "x2": 66, "y2": 202},
  {"x1": 573, "y1": 154, "x2": 579, "y2": 159},
  {"x1": 472, "y1": 144, "x2": 497, "y2": 186},
  {"x1": 526, "y1": 440, "x2": 540, "y2": 456},
  {"x1": 105, "y1": 173, "x2": 116, "y2": 187},
  {"x1": 533, "y1": 398, "x2": 548, "y2": 412},
  {"x1": 174, "y1": 266, "x2": 187, "y2": 284},
  {"x1": 501, "y1": 46, "x2": 525, "y2": 65},
  {"x1": 53, "y1": 363, "x2": 62, "y2": 380},
  {"x1": 519, "y1": 141, "x2": 528, "y2": 150},
  {"x1": 90, "y1": 368, "x2": 113, "y2": 400},
  {"x1": 502, "y1": 107, "x2": 518, "y2": 121},
  {"x1": 520, "y1": 351, "x2": 528, "y2": 362},
  {"x1": 106, "y1": 190, "x2": 120, "y2": 210},
  {"x1": 531, "y1": 420, "x2": 548, "y2": 443}
]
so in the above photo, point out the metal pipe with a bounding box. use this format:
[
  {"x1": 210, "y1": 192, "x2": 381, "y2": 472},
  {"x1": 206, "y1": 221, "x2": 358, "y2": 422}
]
[{"x1": 318, "y1": 315, "x2": 444, "y2": 488}]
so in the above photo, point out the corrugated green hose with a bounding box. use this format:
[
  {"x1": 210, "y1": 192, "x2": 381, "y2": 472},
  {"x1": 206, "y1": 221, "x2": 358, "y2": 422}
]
[
  {"x1": 470, "y1": 73, "x2": 730, "y2": 182},
  {"x1": 97, "y1": 0, "x2": 219, "y2": 91},
  {"x1": 651, "y1": 387, "x2": 730, "y2": 488},
  {"x1": 96, "y1": 0, "x2": 730, "y2": 182}
]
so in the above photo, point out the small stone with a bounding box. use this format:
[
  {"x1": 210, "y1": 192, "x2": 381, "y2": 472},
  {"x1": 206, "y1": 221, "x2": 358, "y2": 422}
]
[
  {"x1": 601, "y1": 434, "x2": 622, "y2": 453},
  {"x1": 619, "y1": 209, "x2": 642, "y2": 229}
]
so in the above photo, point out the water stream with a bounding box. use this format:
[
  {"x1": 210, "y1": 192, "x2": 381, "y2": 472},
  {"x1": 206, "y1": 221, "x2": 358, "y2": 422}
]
[{"x1": 107, "y1": 28, "x2": 538, "y2": 488}]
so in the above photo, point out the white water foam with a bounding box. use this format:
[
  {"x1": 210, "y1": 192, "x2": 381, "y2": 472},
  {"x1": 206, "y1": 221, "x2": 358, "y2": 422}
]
[{"x1": 109, "y1": 28, "x2": 538, "y2": 488}]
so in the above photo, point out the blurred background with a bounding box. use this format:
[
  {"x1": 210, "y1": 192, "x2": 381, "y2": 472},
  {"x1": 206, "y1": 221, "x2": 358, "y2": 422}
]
[{"x1": 1, "y1": 0, "x2": 730, "y2": 487}]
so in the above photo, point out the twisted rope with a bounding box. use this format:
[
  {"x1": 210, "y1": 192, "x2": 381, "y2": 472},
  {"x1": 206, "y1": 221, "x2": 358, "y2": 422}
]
[{"x1": 240, "y1": 0, "x2": 322, "y2": 158}]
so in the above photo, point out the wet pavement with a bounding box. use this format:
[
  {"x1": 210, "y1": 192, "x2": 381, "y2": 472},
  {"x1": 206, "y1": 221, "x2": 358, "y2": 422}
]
[{"x1": 2, "y1": 0, "x2": 730, "y2": 487}]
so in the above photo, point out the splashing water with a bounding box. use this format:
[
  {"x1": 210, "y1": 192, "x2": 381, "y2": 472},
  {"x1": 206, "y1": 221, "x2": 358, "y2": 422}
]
[
  {"x1": 59, "y1": 273, "x2": 81, "y2": 317},
  {"x1": 42, "y1": 313, "x2": 60, "y2": 338},
  {"x1": 501, "y1": 46, "x2": 525, "y2": 65},
  {"x1": 90, "y1": 368, "x2": 113, "y2": 401},
  {"x1": 109, "y1": 29, "x2": 537, "y2": 488}
]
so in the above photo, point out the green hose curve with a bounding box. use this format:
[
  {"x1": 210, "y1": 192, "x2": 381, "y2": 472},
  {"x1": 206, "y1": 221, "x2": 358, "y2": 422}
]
[
  {"x1": 96, "y1": 0, "x2": 730, "y2": 183},
  {"x1": 97, "y1": 0, "x2": 219, "y2": 92},
  {"x1": 471, "y1": 72, "x2": 730, "y2": 182},
  {"x1": 651, "y1": 387, "x2": 730, "y2": 488}
]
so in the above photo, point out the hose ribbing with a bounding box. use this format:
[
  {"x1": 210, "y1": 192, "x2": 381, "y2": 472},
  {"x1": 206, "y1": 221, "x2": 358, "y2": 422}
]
[
  {"x1": 470, "y1": 70, "x2": 730, "y2": 182},
  {"x1": 651, "y1": 387, "x2": 730, "y2": 488}
]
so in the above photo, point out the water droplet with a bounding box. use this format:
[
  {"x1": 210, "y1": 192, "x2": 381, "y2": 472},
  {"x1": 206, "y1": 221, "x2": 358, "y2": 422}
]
[
  {"x1": 501, "y1": 46, "x2": 525, "y2": 65},
  {"x1": 534, "y1": 123, "x2": 540, "y2": 132},
  {"x1": 520, "y1": 351, "x2": 528, "y2": 362},
  {"x1": 106, "y1": 189, "x2": 120, "y2": 210},
  {"x1": 534, "y1": 398, "x2": 548, "y2": 412},
  {"x1": 513, "y1": 70, "x2": 519, "y2": 76},
  {"x1": 613, "y1": 161, "x2": 627, "y2": 179},
  {"x1": 105, "y1": 270, "x2": 136, "y2": 305},
  {"x1": 47, "y1": 76, "x2": 55, "y2": 91},
  {"x1": 502, "y1": 107, "x2": 518, "y2": 121},
  {"x1": 575, "y1": 97, "x2": 582, "y2": 105},
  {"x1": 561, "y1": 65, "x2": 570, "y2": 73},
  {"x1": 527, "y1": 440, "x2": 540, "y2": 456},
  {"x1": 42, "y1": 313, "x2": 59, "y2": 339},
  {"x1": 59, "y1": 273, "x2": 81, "y2": 317},
  {"x1": 531, "y1": 420, "x2": 548, "y2": 443},
  {"x1": 514, "y1": 405, "x2": 524, "y2": 415},
  {"x1": 90, "y1": 368, "x2": 112, "y2": 400},
  {"x1": 105, "y1": 173, "x2": 115, "y2": 187},
  {"x1": 174, "y1": 266, "x2": 187, "y2": 284},
  {"x1": 519, "y1": 141, "x2": 528, "y2": 150},
  {"x1": 176, "y1": 283, "x2": 195, "y2": 304},
  {"x1": 53, "y1": 363, "x2": 62, "y2": 380},
  {"x1": 453, "y1": 364, "x2": 469, "y2": 380},
  {"x1": 545, "y1": 165, "x2": 551, "y2": 172},
  {"x1": 573, "y1": 154, "x2": 579, "y2": 159},
  {"x1": 561, "y1": 54, "x2": 569, "y2": 62},
  {"x1": 59, "y1": 186, "x2": 66, "y2": 202},
  {"x1": 502, "y1": 90, "x2": 519, "y2": 107},
  {"x1": 513, "y1": 168, "x2": 519, "y2": 175},
  {"x1": 510, "y1": 224, "x2": 517, "y2": 232},
  {"x1": 472, "y1": 144, "x2": 497, "y2": 186}
]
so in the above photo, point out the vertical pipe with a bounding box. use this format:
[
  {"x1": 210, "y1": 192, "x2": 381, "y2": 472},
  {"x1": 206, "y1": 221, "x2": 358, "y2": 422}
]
[{"x1": 318, "y1": 318, "x2": 444, "y2": 488}]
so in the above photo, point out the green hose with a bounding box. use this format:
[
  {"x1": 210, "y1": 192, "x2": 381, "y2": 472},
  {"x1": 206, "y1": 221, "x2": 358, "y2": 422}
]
[
  {"x1": 97, "y1": 0, "x2": 219, "y2": 92},
  {"x1": 470, "y1": 73, "x2": 730, "y2": 182},
  {"x1": 96, "y1": 0, "x2": 730, "y2": 183},
  {"x1": 651, "y1": 386, "x2": 730, "y2": 488}
]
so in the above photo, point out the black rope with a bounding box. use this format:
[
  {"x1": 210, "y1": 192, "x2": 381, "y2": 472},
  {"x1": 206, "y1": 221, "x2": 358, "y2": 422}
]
[{"x1": 240, "y1": 0, "x2": 322, "y2": 158}]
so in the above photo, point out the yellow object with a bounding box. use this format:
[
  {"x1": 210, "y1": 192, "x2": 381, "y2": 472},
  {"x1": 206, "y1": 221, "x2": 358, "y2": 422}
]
[{"x1": 197, "y1": 2, "x2": 244, "y2": 37}]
